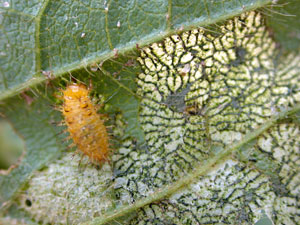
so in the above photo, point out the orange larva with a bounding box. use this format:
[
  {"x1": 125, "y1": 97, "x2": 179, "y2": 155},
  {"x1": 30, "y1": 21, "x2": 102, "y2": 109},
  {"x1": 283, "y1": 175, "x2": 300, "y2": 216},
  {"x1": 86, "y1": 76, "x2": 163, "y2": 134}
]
[{"x1": 62, "y1": 83, "x2": 110, "y2": 164}]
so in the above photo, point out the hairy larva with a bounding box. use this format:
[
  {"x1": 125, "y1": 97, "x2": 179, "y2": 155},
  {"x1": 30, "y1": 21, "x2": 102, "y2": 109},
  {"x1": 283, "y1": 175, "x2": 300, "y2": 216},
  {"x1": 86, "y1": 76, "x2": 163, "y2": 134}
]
[{"x1": 62, "y1": 83, "x2": 110, "y2": 164}]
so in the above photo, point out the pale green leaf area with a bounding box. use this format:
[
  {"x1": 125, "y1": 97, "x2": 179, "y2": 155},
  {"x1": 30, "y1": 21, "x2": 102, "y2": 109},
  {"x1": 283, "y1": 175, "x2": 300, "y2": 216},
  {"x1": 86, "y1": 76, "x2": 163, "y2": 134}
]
[{"x1": 0, "y1": 0, "x2": 300, "y2": 225}]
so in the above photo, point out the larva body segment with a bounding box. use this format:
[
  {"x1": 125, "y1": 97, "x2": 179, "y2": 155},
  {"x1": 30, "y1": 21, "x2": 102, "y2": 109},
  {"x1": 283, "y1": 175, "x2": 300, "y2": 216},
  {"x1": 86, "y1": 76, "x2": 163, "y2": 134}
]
[{"x1": 62, "y1": 83, "x2": 110, "y2": 163}]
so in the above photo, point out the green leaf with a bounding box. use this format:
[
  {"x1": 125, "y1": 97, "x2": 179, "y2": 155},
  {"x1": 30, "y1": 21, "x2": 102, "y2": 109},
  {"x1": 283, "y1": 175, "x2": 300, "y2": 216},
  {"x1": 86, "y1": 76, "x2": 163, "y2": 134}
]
[
  {"x1": 266, "y1": 0, "x2": 300, "y2": 51},
  {"x1": 0, "y1": 94, "x2": 64, "y2": 207},
  {"x1": 0, "y1": 0, "x2": 270, "y2": 100},
  {"x1": 91, "y1": 57, "x2": 145, "y2": 143}
]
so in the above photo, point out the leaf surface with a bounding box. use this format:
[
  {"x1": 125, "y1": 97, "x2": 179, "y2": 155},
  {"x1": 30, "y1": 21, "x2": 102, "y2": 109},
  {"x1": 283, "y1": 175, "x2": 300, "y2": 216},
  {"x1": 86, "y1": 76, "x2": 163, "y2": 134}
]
[{"x1": 1, "y1": 0, "x2": 300, "y2": 224}]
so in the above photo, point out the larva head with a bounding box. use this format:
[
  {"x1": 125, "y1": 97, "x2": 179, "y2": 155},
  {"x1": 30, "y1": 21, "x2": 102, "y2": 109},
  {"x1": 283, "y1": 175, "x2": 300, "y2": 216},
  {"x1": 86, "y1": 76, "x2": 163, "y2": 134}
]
[{"x1": 63, "y1": 83, "x2": 89, "y2": 100}]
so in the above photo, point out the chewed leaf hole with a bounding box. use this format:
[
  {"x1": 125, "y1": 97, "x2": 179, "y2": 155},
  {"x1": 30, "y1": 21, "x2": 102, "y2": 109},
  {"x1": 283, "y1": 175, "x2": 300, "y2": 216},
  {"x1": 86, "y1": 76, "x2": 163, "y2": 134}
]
[{"x1": 0, "y1": 119, "x2": 24, "y2": 170}]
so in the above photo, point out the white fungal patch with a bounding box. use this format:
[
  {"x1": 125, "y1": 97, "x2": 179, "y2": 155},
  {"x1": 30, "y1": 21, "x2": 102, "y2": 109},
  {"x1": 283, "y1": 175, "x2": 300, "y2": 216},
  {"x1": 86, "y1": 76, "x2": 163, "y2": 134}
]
[{"x1": 17, "y1": 154, "x2": 113, "y2": 225}]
